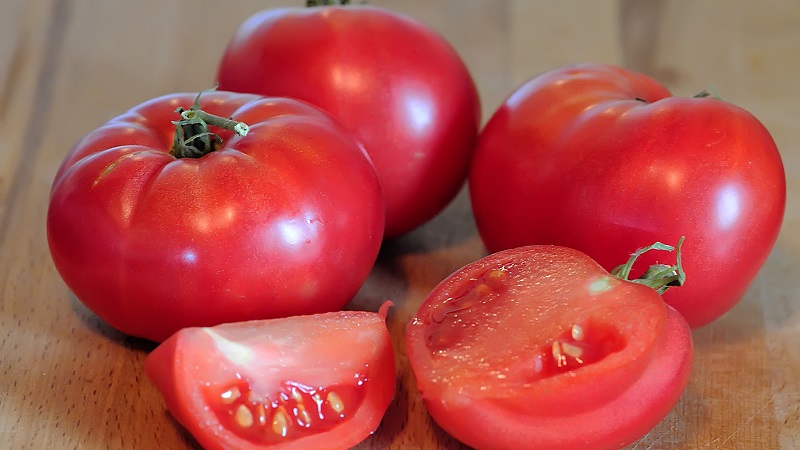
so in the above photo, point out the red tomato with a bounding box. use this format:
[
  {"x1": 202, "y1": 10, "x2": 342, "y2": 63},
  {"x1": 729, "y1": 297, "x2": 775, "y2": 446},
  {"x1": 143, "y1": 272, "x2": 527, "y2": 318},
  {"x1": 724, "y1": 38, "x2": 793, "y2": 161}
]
[
  {"x1": 216, "y1": 4, "x2": 480, "y2": 237},
  {"x1": 146, "y1": 303, "x2": 395, "y2": 450},
  {"x1": 469, "y1": 63, "x2": 786, "y2": 327},
  {"x1": 406, "y1": 245, "x2": 693, "y2": 450},
  {"x1": 47, "y1": 91, "x2": 384, "y2": 342}
]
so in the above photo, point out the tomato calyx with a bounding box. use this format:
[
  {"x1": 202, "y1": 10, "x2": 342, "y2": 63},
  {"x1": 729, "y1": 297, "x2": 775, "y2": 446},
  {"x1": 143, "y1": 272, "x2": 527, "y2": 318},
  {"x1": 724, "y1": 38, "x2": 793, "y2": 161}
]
[
  {"x1": 306, "y1": 0, "x2": 351, "y2": 7},
  {"x1": 611, "y1": 236, "x2": 686, "y2": 294},
  {"x1": 693, "y1": 86, "x2": 722, "y2": 100},
  {"x1": 170, "y1": 88, "x2": 250, "y2": 159}
]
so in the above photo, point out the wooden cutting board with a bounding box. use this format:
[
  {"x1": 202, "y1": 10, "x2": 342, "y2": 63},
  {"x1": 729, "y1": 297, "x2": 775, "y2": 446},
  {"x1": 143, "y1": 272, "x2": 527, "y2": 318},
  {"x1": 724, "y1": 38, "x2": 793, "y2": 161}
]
[{"x1": 1, "y1": 1, "x2": 798, "y2": 448}]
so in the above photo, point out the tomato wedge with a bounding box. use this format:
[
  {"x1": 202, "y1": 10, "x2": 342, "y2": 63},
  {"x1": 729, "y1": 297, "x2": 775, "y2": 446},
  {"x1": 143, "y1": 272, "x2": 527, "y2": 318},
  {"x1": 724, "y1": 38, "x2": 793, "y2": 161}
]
[
  {"x1": 406, "y1": 245, "x2": 693, "y2": 450},
  {"x1": 146, "y1": 304, "x2": 395, "y2": 450}
]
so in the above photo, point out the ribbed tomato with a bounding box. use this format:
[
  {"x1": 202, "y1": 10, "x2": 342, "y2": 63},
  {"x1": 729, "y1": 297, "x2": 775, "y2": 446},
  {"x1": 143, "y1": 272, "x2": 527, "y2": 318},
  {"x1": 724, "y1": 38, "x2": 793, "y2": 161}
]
[{"x1": 47, "y1": 91, "x2": 384, "y2": 341}]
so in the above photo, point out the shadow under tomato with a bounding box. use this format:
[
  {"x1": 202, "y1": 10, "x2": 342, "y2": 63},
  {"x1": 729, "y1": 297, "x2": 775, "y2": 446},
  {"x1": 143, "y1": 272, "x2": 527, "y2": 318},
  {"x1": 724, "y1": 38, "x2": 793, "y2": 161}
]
[
  {"x1": 352, "y1": 322, "x2": 472, "y2": 450},
  {"x1": 691, "y1": 229, "x2": 800, "y2": 350},
  {"x1": 163, "y1": 411, "x2": 205, "y2": 450},
  {"x1": 70, "y1": 292, "x2": 158, "y2": 352},
  {"x1": 625, "y1": 383, "x2": 704, "y2": 450},
  {"x1": 380, "y1": 187, "x2": 480, "y2": 257},
  {"x1": 347, "y1": 187, "x2": 486, "y2": 318}
]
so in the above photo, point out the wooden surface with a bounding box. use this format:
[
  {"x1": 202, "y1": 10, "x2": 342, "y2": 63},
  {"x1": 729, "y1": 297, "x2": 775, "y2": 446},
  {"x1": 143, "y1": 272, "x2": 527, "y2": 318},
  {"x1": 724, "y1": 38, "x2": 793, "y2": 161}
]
[{"x1": 1, "y1": 1, "x2": 799, "y2": 449}]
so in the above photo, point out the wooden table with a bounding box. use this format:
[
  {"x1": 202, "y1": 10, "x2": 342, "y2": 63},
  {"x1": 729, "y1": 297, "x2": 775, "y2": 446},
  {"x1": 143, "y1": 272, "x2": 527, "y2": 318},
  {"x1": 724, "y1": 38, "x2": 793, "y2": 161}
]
[{"x1": 2, "y1": 1, "x2": 798, "y2": 448}]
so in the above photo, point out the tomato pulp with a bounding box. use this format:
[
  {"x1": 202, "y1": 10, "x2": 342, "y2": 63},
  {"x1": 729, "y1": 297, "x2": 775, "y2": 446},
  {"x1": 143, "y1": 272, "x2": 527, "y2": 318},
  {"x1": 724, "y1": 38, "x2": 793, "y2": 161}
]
[
  {"x1": 146, "y1": 304, "x2": 395, "y2": 450},
  {"x1": 406, "y1": 245, "x2": 693, "y2": 450},
  {"x1": 47, "y1": 91, "x2": 384, "y2": 341},
  {"x1": 469, "y1": 63, "x2": 786, "y2": 327},
  {"x1": 217, "y1": 4, "x2": 481, "y2": 237}
]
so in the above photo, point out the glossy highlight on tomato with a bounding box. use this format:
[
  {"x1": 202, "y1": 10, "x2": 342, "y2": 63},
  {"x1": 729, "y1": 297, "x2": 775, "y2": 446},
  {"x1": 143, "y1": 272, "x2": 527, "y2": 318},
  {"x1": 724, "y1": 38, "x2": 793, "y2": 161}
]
[
  {"x1": 217, "y1": 4, "x2": 481, "y2": 237},
  {"x1": 406, "y1": 245, "x2": 693, "y2": 450},
  {"x1": 469, "y1": 63, "x2": 786, "y2": 328},
  {"x1": 146, "y1": 304, "x2": 396, "y2": 450},
  {"x1": 47, "y1": 91, "x2": 384, "y2": 342}
]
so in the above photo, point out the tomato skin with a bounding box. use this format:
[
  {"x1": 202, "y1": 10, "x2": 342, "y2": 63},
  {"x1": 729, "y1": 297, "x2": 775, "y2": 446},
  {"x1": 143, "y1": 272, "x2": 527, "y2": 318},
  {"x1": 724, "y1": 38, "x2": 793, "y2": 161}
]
[
  {"x1": 406, "y1": 245, "x2": 693, "y2": 450},
  {"x1": 469, "y1": 63, "x2": 786, "y2": 327},
  {"x1": 47, "y1": 92, "x2": 384, "y2": 342},
  {"x1": 217, "y1": 5, "x2": 481, "y2": 237},
  {"x1": 145, "y1": 308, "x2": 396, "y2": 450}
]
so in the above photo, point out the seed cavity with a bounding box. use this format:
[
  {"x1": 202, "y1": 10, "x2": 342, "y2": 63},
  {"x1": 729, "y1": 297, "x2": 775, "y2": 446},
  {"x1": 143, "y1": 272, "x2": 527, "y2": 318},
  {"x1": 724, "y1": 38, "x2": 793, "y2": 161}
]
[
  {"x1": 220, "y1": 387, "x2": 241, "y2": 404},
  {"x1": 208, "y1": 380, "x2": 364, "y2": 441},
  {"x1": 235, "y1": 404, "x2": 254, "y2": 428},
  {"x1": 326, "y1": 392, "x2": 345, "y2": 414}
]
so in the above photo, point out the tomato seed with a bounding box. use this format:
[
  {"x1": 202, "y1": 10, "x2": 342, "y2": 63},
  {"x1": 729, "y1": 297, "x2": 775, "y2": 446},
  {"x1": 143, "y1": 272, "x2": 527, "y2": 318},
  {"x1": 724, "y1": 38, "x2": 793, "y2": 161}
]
[
  {"x1": 326, "y1": 391, "x2": 345, "y2": 414},
  {"x1": 272, "y1": 406, "x2": 289, "y2": 437},
  {"x1": 235, "y1": 404, "x2": 254, "y2": 428},
  {"x1": 220, "y1": 386, "x2": 241, "y2": 404},
  {"x1": 476, "y1": 283, "x2": 492, "y2": 296},
  {"x1": 488, "y1": 269, "x2": 508, "y2": 282},
  {"x1": 551, "y1": 341, "x2": 567, "y2": 368},
  {"x1": 295, "y1": 404, "x2": 312, "y2": 427},
  {"x1": 571, "y1": 324, "x2": 585, "y2": 341},
  {"x1": 560, "y1": 342, "x2": 584, "y2": 360},
  {"x1": 290, "y1": 387, "x2": 304, "y2": 403}
]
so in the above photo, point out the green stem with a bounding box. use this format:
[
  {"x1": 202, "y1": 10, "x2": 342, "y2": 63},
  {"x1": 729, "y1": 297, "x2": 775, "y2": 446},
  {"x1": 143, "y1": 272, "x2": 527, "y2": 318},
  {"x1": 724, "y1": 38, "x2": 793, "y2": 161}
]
[
  {"x1": 610, "y1": 236, "x2": 686, "y2": 295},
  {"x1": 306, "y1": 0, "x2": 350, "y2": 6},
  {"x1": 170, "y1": 90, "x2": 249, "y2": 159},
  {"x1": 694, "y1": 85, "x2": 722, "y2": 100}
]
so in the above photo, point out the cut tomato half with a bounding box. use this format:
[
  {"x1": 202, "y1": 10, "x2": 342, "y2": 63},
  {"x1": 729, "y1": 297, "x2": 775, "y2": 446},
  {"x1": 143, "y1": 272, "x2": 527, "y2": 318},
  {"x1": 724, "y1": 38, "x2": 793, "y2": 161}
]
[
  {"x1": 406, "y1": 246, "x2": 693, "y2": 450},
  {"x1": 146, "y1": 304, "x2": 395, "y2": 450}
]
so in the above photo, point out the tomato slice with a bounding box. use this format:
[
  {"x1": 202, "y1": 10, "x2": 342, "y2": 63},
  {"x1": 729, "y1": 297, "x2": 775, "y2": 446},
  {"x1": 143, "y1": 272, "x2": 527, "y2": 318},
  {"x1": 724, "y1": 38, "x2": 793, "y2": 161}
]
[
  {"x1": 146, "y1": 305, "x2": 395, "y2": 450},
  {"x1": 406, "y1": 246, "x2": 693, "y2": 450}
]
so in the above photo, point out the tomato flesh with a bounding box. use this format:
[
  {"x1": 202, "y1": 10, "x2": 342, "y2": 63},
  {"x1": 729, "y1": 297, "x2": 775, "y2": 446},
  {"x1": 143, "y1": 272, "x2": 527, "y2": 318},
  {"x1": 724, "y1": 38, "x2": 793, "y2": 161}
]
[
  {"x1": 146, "y1": 307, "x2": 395, "y2": 450},
  {"x1": 406, "y1": 246, "x2": 693, "y2": 449}
]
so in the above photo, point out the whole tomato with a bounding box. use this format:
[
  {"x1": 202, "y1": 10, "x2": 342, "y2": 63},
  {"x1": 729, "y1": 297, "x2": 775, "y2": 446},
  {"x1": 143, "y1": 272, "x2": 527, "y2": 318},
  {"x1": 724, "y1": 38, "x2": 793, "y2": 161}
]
[
  {"x1": 216, "y1": 4, "x2": 480, "y2": 237},
  {"x1": 469, "y1": 63, "x2": 786, "y2": 328},
  {"x1": 406, "y1": 242, "x2": 692, "y2": 450},
  {"x1": 47, "y1": 91, "x2": 385, "y2": 342}
]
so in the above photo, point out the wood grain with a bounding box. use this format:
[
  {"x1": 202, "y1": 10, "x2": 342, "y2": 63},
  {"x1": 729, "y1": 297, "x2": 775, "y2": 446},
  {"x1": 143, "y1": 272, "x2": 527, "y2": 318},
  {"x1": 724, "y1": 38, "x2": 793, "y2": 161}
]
[{"x1": 1, "y1": 1, "x2": 798, "y2": 449}]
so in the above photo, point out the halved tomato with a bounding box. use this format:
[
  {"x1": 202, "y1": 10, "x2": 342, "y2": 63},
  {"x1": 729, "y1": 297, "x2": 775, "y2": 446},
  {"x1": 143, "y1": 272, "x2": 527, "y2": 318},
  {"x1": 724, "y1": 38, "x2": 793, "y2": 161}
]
[
  {"x1": 406, "y1": 245, "x2": 693, "y2": 450},
  {"x1": 145, "y1": 304, "x2": 395, "y2": 450}
]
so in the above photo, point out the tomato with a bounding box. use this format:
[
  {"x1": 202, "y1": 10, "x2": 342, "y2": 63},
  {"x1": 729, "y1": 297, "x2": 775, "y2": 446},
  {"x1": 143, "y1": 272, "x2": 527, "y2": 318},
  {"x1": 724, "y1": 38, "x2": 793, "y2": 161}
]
[
  {"x1": 406, "y1": 244, "x2": 693, "y2": 450},
  {"x1": 216, "y1": 4, "x2": 481, "y2": 237},
  {"x1": 47, "y1": 91, "x2": 384, "y2": 342},
  {"x1": 145, "y1": 303, "x2": 395, "y2": 450},
  {"x1": 469, "y1": 63, "x2": 786, "y2": 327}
]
